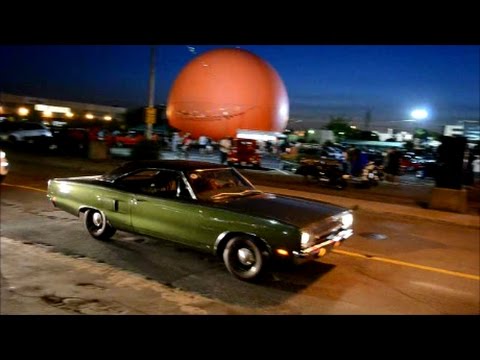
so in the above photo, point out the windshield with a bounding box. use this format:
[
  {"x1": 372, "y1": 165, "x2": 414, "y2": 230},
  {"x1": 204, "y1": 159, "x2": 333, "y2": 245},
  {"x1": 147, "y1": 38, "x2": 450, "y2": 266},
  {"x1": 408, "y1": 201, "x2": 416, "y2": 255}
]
[{"x1": 186, "y1": 168, "x2": 258, "y2": 201}]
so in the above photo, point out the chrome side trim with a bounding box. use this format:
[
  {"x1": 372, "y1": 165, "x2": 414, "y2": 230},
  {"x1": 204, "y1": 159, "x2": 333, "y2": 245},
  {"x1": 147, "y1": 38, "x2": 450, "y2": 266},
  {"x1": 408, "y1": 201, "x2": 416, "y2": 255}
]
[
  {"x1": 179, "y1": 171, "x2": 197, "y2": 200},
  {"x1": 213, "y1": 231, "x2": 230, "y2": 254}
]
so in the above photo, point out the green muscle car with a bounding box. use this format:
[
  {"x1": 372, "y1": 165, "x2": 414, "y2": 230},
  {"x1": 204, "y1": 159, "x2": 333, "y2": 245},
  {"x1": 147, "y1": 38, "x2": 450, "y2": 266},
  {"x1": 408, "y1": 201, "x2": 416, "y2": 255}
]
[{"x1": 47, "y1": 160, "x2": 353, "y2": 281}]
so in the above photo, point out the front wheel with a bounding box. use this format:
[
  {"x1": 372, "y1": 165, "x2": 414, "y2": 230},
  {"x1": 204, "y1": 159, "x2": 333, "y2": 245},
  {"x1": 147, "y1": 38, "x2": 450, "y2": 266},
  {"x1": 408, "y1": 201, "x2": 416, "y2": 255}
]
[
  {"x1": 223, "y1": 236, "x2": 266, "y2": 282},
  {"x1": 84, "y1": 209, "x2": 116, "y2": 241}
]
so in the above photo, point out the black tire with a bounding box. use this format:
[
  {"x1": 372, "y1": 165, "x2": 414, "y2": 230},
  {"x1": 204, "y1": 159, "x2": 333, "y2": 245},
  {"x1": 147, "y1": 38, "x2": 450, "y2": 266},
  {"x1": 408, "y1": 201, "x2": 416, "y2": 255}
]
[
  {"x1": 83, "y1": 209, "x2": 116, "y2": 241},
  {"x1": 223, "y1": 236, "x2": 266, "y2": 281}
]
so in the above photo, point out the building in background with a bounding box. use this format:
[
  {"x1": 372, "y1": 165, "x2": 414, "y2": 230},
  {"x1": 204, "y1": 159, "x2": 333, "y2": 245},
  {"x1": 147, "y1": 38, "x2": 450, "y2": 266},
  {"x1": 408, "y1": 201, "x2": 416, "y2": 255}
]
[
  {"x1": 0, "y1": 93, "x2": 127, "y2": 126},
  {"x1": 443, "y1": 120, "x2": 479, "y2": 143},
  {"x1": 373, "y1": 128, "x2": 414, "y2": 142}
]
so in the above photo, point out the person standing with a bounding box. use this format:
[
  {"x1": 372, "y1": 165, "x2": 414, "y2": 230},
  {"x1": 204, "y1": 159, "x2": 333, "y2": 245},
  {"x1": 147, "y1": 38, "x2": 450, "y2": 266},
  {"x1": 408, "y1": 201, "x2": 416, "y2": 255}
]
[
  {"x1": 181, "y1": 133, "x2": 192, "y2": 158},
  {"x1": 219, "y1": 136, "x2": 232, "y2": 164},
  {"x1": 385, "y1": 147, "x2": 401, "y2": 183},
  {"x1": 171, "y1": 132, "x2": 180, "y2": 152}
]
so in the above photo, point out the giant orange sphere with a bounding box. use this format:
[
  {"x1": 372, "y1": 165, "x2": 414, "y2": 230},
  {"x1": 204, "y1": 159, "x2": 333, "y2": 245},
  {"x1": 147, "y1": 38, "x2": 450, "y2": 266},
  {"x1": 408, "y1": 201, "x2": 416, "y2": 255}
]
[{"x1": 167, "y1": 48, "x2": 289, "y2": 140}]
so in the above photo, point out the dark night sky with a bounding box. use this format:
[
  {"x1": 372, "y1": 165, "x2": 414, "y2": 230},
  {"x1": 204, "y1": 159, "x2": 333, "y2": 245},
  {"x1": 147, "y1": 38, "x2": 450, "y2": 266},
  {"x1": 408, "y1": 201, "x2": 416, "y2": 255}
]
[{"x1": 0, "y1": 45, "x2": 478, "y2": 132}]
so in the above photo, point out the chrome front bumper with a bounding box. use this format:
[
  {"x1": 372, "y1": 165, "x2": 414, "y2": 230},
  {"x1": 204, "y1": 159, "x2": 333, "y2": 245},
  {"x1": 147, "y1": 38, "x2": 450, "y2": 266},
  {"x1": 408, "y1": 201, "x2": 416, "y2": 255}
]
[{"x1": 292, "y1": 228, "x2": 353, "y2": 262}]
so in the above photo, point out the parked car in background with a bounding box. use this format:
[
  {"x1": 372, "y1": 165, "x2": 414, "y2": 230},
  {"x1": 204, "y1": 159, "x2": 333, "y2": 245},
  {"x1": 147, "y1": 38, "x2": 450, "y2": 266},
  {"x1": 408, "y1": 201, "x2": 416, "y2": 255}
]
[
  {"x1": 295, "y1": 157, "x2": 348, "y2": 189},
  {"x1": 281, "y1": 145, "x2": 342, "y2": 172},
  {"x1": 227, "y1": 138, "x2": 261, "y2": 168},
  {"x1": 5, "y1": 122, "x2": 53, "y2": 143},
  {"x1": 0, "y1": 149, "x2": 9, "y2": 183},
  {"x1": 114, "y1": 130, "x2": 158, "y2": 147},
  {"x1": 47, "y1": 160, "x2": 354, "y2": 282},
  {"x1": 0, "y1": 121, "x2": 20, "y2": 142},
  {"x1": 113, "y1": 130, "x2": 143, "y2": 147}
]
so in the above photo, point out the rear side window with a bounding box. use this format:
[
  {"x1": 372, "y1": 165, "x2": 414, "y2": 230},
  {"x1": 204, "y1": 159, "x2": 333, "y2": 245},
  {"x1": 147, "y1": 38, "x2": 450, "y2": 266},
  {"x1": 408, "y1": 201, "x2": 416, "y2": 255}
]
[{"x1": 115, "y1": 169, "x2": 189, "y2": 199}]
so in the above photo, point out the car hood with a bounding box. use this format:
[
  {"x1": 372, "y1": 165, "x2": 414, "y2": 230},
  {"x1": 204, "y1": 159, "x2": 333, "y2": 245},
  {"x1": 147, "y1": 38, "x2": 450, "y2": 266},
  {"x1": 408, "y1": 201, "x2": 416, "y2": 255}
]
[{"x1": 212, "y1": 193, "x2": 345, "y2": 228}]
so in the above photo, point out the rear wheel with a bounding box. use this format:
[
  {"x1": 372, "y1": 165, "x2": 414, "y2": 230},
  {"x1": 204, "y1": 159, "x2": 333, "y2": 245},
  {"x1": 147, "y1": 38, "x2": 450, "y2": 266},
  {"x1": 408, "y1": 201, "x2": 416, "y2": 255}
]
[
  {"x1": 84, "y1": 209, "x2": 116, "y2": 241},
  {"x1": 223, "y1": 236, "x2": 266, "y2": 281}
]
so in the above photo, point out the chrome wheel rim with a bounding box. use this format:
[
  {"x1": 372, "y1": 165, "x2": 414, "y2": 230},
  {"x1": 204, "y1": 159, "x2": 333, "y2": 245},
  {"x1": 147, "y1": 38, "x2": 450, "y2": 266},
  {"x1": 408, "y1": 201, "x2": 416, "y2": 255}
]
[
  {"x1": 237, "y1": 248, "x2": 255, "y2": 266},
  {"x1": 92, "y1": 212, "x2": 103, "y2": 227}
]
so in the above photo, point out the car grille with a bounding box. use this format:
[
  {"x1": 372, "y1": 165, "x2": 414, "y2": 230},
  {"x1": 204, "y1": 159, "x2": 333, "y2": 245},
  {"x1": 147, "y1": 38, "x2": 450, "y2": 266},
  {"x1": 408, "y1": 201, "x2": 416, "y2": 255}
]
[{"x1": 302, "y1": 218, "x2": 343, "y2": 249}]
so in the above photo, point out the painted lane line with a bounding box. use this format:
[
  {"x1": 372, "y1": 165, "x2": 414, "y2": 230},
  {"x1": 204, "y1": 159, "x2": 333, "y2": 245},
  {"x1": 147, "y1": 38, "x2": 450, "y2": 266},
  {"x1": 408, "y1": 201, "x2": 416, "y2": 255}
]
[
  {"x1": 2, "y1": 183, "x2": 47, "y2": 193},
  {"x1": 332, "y1": 248, "x2": 479, "y2": 281}
]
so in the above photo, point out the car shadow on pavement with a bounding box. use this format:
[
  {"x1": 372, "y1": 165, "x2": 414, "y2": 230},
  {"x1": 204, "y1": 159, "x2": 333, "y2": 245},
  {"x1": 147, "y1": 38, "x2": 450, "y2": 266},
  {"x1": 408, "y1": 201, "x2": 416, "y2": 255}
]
[
  {"x1": 263, "y1": 261, "x2": 337, "y2": 292},
  {"x1": 100, "y1": 234, "x2": 339, "y2": 309}
]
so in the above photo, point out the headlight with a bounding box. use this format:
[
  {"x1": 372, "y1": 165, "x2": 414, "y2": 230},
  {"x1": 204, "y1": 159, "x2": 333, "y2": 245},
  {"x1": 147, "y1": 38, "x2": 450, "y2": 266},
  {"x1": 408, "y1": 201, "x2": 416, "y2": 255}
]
[
  {"x1": 0, "y1": 151, "x2": 5, "y2": 159},
  {"x1": 341, "y1": 212, "x2": 353, "y2": 228},
  {"x1": 301, "y1": 232, "x2": 310, "y2": 247}
]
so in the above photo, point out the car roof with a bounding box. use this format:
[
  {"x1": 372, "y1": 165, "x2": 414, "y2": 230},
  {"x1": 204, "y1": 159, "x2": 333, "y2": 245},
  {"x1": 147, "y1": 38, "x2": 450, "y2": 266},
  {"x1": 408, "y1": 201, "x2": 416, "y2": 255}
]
[{"x1": 105, "y1": 160, "x2": 229, "y2": 179}]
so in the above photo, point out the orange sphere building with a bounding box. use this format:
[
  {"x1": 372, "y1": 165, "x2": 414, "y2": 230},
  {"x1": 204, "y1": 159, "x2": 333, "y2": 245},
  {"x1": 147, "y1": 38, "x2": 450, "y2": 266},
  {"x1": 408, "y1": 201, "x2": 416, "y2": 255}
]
[{"x1": 166, "y1": 48, "x2": 289, "y2": 140}]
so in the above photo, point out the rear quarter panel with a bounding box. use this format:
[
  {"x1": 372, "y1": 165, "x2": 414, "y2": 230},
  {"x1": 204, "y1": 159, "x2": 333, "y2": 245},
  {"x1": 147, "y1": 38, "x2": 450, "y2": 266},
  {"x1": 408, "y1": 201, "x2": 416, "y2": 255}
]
[{"x1": 48, "y1": 179, "x2": 133, "y2": 232}]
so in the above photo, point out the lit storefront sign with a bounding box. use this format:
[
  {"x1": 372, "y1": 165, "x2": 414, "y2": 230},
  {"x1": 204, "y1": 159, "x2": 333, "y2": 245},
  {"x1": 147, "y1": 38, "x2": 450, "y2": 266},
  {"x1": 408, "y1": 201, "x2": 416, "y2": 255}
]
[{"x1": 34, "y1": 104, "x2": 71, "y2": 114}]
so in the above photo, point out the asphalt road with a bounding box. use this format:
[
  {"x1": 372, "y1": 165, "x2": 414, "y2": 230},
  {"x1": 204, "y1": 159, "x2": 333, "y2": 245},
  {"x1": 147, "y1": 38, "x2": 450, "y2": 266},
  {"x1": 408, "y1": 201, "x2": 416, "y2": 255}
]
[{"x1": 1, "y1": 152, "x2": 478, "y2": 314}]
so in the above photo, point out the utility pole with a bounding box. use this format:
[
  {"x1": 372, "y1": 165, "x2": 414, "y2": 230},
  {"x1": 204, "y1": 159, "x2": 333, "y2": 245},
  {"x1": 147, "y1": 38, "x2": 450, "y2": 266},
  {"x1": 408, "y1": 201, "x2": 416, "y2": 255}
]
[{"x1": 145, "y1": 46, "x2": 156, "y2": 140}]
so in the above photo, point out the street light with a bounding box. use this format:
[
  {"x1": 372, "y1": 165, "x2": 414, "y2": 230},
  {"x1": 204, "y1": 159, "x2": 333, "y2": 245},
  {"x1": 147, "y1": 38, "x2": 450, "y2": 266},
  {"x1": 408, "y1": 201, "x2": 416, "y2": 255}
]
[{"x1": 411, "y1": 108, "x2": 428, "y2": 120}]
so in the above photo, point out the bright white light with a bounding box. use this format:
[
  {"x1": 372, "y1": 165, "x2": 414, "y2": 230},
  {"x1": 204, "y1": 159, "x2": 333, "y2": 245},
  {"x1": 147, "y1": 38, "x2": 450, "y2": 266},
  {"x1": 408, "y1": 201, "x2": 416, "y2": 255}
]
[
  {"x1": 411, "y1": 109, "x2": 428, "y2": 120},
  {"x1": 18, "y1": 107, "x2": 29, "y2": 116},
  {"x1": 66, "y1": 112, "x2": 74, "y2": 118},
  {"x1": 301, "y1": 232, "x2": 310, "y2": 246},
  {"x1": 85, "y1": 113, "x2": 94, "y2": 120},
  {"x1": 341, "y1": 213, "x2": 353, "y2": 228},
  {"x1": 34, "y1": 104, "x2": 71, "y2": 114},
  {"x1": 104, "y1": 115, "x2": 112, "y2": 121},
  {"x1": 42, "y1": 110, "x2": 52, "y2": 117}
]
